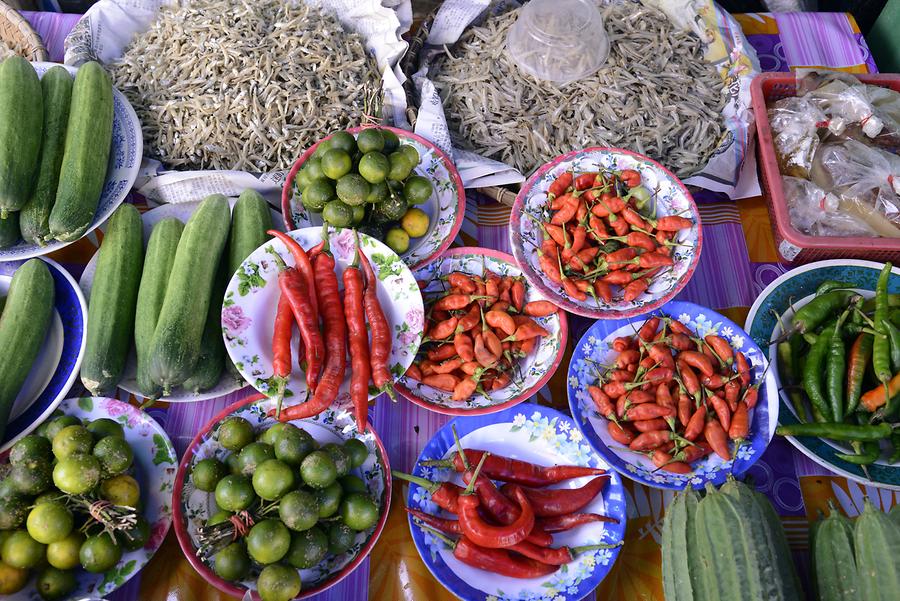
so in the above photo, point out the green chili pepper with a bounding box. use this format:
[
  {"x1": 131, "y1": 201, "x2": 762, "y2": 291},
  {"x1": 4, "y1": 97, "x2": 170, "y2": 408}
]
[
  {"x1": 872, "y1": 263, "x2": 894, "y2": 409},
  {"x1": 835, "y1": 440, "x2": 881, "y2": 464},
  {"x1": 775, "y1": 422, "x2": 892, "y2": 441},
  {"x1": 889, "y1": 431, "x2": 900, "y2": 464},
  {"x1": 845, "y1": 333, "x2": 873, "y2": 416},
  {"x1": 790, "y1": 290, "x2": 861, "y2": 337},
  {"x1": 803, "y1": 325, "x2": 836, "y2": 422},
  {"x1": 825, "y1": 311, "x2": 849, "y2": 422},
  {"x1": 860, "y1": 293, "x2": 900, "y2": 313},
  {"x1": 816, "y1": 280, "x2": 856, "y2": 295},
  {"x1": 885, "y1": 319, "x2": 900, "y2": 372},
  {"x1": 777, "y1": 339, "x2": 812, "y2": 421}
]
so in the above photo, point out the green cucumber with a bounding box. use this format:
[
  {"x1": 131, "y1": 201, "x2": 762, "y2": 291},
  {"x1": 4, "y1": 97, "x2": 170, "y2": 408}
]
[
  {"x1": 134, "y1": 217, "x2": 183, "y2": 399},
  {"x1": 80, "y1": 204, "x2": 143, "y2": 396},
  {"x1": 228, "y1": 189, "x2": 273, "y2": 277},
  {"x1": 0, "y1": 259, "x2": 55, "y2": 441},
  {"x1": 854, "y1": 499, "x2": 900, "y2": 600},
  {"x1": 814, "y1": 504, "x2": 861, "y2": 601},
  {"x1": 662, "y1": 488, "x2": 700, "y2": 601},
  {"x1": 149, "y1": 195, "x2": 230, "y2": 395},
  {"x1": 181, "y1": 258, "x2": 228, "y2": 393},
  {"x1": 48, "y1": 61, "x2": 113, "y2": 242},
  {"x1": 0, "y1": 56, "x2": 43, "y2": 218},
  {"x1": 891, "y1": 504, "x2": 900, "y2": 530},
  {"x1": 20, "y1": 66, "x2": 73, "y2": 245},
  {"x1": 0, "y1": 213, "x2": 20, "y2": 249}
]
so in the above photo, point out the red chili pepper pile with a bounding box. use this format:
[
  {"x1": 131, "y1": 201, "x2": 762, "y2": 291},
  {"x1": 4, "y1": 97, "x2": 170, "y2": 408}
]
[
  {"x1": 590, "y1": 315, "x2": 760, "y2": 472},
  {"x1": 395, "y1": 432, "x2": 620, "y2": 579},
  {"x1": 266, "y1": 229, "x2": 392, "y2": 432},
  {"x1": 405, "y1": 269, "x2": 556, "y2": 401},
  {"x1": 532, "y1": 169, "x2": 694, "y2": 304}
]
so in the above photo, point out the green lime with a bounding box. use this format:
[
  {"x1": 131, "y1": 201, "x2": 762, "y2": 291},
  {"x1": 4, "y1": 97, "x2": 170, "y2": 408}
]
[
  {"x1": 382, "y1": 130, "x2": 400, "y2": 153},
  {"x1": 33, "y1": 490, "x2": 63, "y2": 506},
  {"x1": 387, "y1": 152, "x2": 414, "y2": 182},
  {"x1": 119, "y1": 515, "x2": 150, "y2": 551},
  {"x1": 258, "y1": 423, "x2": 289, "y2": 446},
  {"x1": 236, "y1": 441, "x2": 275, "y2": 475},
  {"x1": 191, "y1": 458, "x2": 228, "y2": 492},
  {"x1": 35, "y1": 565, "x2": 77, "y2": 601},
  {"x1": 92, "y1": 435, "x2": 134, "y2": 475},
  {"x1": 52, "y1": 425, "x2": 94, "y2": 459},
  {"x1": 343, "y1": 439, "x2": 369, "y2": 469},
  {"x1": 336, "y1": 174, "x2": 371, "y2": 207},
  {"x1": 43, "y1": 416, "x2": 80, "y2": 442},
  {"x1": 257, "y1": 563, "x2": 301, "y2": 601},
  {"x1": 99, "y1": 474, "x2": 141, "y2": 507},
  {"x1": 86, "y1": 418, "x2": 124, "y2": 440},
  {"x1": 339, "y1": 475, "x2": 367, "y2": 495},
  {"x1": 366, "y1": 180, "x2": 389, "y2": 204},
  {"x1": 285, "y1": 526, "x2": 327, "y2": 569},
  {"x1": 385, "y1": 228, "x2": 410, "y2": 254},
  {"x1": 274, "y1": 426, "x2": 315, "y2": 467},
  {"x1": 26, "y1": 502, "x2": 73, "y2": 544},
  {"x1": 312, "y1": 139, "x2": 333, "y2": 160},
  {"x1": 53, "y1": 454, "x2": 101, "y2": 495},
  {"x1": 214, "y1": 542, "x2": 250, "y2": 581},
  {"x1": 206, "y1": 510, "x2": 232, "y2": 527},
  {"x1": 402, "y1": 175, "x2": 433, "y2": 205},
  {"x1": 0, "y1": 559, "x2": 28, "y2": 594},
  {"x1": 305, "y1": 157, "x2": 327, "y2": 181},
  {"x1": 278, "y1": 490, "x2": 318, "y2": 532},
  {"x1": 0, "y1": 496, "x2": 28, "y2": 530},
  {"x1": 356, "y1": 128, "x2": 385, "y2": 154},
  {"x1": 9, "y1": 435, "x2": 52, "y2": 467},
  {"x1": 300, "y1": 450, "x2": 338, "y2": 489},
  {"x1": 321, "y1": 148, "x2": 352, "y2": 180},
  {"x1": 1, "y1": 530, "x2": 46, "y2": 569},
  {"x1": 252, "y1": 459, "x2": 295, "y2": 501},
  {"x1": 351, "y1": 204, "x2": 366, "y2": 224},
  {"x1": 358, "y1": 152, "x2": 390, "y2": 184},
  {"x1": 329, "y1": 131, "x2": 357, "y2": 154},
  {"x1": 46, "y1": 531, "x2": 84, "y2": 570},
  {"x1": 315, "y1": 481, "x2": 343, "y2": 519},
  {"x1": 302, "y1": 179, "x2": 335, "y2": 210},
  {"x1": 340, "y1": 493, "x2": 379, "y2": 531},
  {"x1": 322, "y1": 200, "x2": 354, "y2": 227},
  {"x1": 226, "y1": 452, "x2": 242, "y2": 476},
  {"x1": 214, "y1": 474, "x2": 256, "y2": 512},
  {"x1": 79, "y1": 532, "x2": 122, "y2": 573},
  {"x1": 10, "y1": 462, "x2": 51, "y2": 496},
  {"x1": 400, "y1": 144, "x2": 420, "y2": 168},
  {"x1": 0, "y1": 477, "x2": 17, "y2": 499},
  {"x1": 322, "y1": 443, "x2": 351, "y2": 477},
  {"x1": 246, "y1": 519, "x2": 290, "y2": 564},
  {"x1": 401, "y1": 208, "x2": 430, "y2": 237},
  {"x1": 295, "y1": 166, "x2": 313, "y2": 191},
  {"x1": 327, "y1": 522, "x2": 355, "y2": 555},
  {"x1": 218, "y1": 417, "x2": 255, "y2": 452},
  {"x1": 374, "y1": 195, "x2": 408, "y2": 222}
]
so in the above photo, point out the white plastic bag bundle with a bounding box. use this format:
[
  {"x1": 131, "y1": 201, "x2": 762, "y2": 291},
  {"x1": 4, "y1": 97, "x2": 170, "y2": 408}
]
[
  {"x1": 782, "y1": 176, "x2": 880, "y2": 237},
  {"x1": 769, "y1": 96, "x2": 827, "y2": 178}
]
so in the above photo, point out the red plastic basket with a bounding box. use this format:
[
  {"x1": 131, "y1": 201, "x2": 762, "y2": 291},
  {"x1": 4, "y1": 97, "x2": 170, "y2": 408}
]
[{"x1": 751, "y1": 72, "x2": 900, "y2": 263}]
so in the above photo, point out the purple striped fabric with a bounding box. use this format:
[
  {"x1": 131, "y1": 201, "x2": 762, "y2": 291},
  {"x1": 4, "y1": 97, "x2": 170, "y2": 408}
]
[
  {"x1": 21, "y1": 11, "x2": 80, "y2": 62},
  {"x1": 774, "y1": 12, "x2": 871, "y2": 69}
]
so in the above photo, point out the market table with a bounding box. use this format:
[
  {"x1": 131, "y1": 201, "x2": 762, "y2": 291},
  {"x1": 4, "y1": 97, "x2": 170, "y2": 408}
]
[{"x1": 18, "y1": 8, "x2": 898, "y2": 601}]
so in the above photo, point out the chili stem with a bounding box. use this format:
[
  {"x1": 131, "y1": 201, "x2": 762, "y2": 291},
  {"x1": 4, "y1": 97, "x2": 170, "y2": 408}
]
[
  {"x1": 392, "y1": 471, "x2": 438, "y2": 493},
  {"x1": 462, "y1": 452, "x2": 489, "y2": 496},
  {"x1": 452, "y1": 425, "x2": 470, "y2": 470},
  {"x1": 414, "y1": 520, "x2": 457, "y2": 548},
  {"x1": 571, "y1": 542, "x2": 624, "y2": 554}
]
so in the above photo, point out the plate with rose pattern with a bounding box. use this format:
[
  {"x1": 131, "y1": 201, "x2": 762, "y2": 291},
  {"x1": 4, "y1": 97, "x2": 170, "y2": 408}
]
[
  {"x1": 2, "y1": 396, "x2": 176, "y2": 600},
  {"x1": 394, "y1": 247, "x2": 568, "y2": 415},
  {"x1": 283, "y1": 126, "x2": 466, "y2": 270},
  {"x1": 568, "y1": 301, "x2": 778, "y2": 490},
  {"x1": 406, "y1": 402, "x2": 626, "y2": 601},
  {"x1": 173, "y1": 393, "x2": 391, "y2": 599},
  {"x1": 223, "y1": 227, "x2": 424, "y2": 408},
  {"x1": 509, "y1": 147, "x2": 701, "y2": 319}
]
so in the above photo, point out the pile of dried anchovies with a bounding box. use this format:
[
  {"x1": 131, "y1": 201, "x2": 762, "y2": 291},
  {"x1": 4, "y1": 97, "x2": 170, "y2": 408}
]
[
  {"x1": 109, "y1": 0, "x2": 378, "y2": 171},
  {"x1": 433, "y1": 2, "x2": 726, "y2": 178}
]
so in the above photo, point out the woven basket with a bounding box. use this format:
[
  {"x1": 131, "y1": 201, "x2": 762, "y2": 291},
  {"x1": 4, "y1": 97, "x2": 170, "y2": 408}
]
[{"x1": 0, "y1": 1, "x2": 47, "y2": 61}]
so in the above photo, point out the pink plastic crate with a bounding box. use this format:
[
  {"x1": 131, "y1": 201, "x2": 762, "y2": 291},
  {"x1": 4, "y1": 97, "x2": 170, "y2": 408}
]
[{"x1": 751, "y1": 72, "x2": 900, "y2": 263}]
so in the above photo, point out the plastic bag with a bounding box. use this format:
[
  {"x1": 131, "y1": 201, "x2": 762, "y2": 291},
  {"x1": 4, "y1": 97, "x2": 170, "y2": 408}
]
[
  {"x1": 768, "y1": 96, "x2": 827, "y2": 178},
  {"x1": 782, "y1": 176, "x2": 882, "y2": 237}
]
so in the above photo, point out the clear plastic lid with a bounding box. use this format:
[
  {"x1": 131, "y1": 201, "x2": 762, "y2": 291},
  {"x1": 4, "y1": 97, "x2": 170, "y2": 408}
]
[{"x1": 506, "y1": 0, "x2": 609, "y2": 86}]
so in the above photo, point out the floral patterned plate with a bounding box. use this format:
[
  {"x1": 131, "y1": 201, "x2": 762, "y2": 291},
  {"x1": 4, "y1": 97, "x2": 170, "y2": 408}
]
[
  {"x1": 79, "y1": 198, "x2": 283, "y2": 402},
  {"x1": 0, "y1": 62, "x2": 141, "y2": 262},
  {"x1": 509, "y1": 147, "x2": 702, "y2": 319},
  {"x1": 282, "y1": 126, "x2": 466, "y2": 270},
  {"x1": 568, "y1": 301, "x2": 778, "y2": 490},
  {"x1": 1, "y1": 258, "x2": 86, "y2": 452},
  {"x1": 406, "y1": 402, "x2": 626, "y2": 601},
  {"x1": 223, "y1": 227, "x2": 424, "y2": 407},
  {"x1": 394, "y1": 247, "x2": 568, "y2": 415},
  {"x1": 745, "y1": 259, "x2": 900, "y2": 490},
  {"x1": 173, "y1": 393, "x2": 391, "y2": 599},
  {"x1": 2, "y1": 396, "x2": 177, "y2": 600}
]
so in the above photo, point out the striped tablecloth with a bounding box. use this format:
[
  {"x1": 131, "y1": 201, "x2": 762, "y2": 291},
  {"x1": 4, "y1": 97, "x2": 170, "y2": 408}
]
[{"x1": 20, "y1": 9, "x2": 899, "y2": 601}]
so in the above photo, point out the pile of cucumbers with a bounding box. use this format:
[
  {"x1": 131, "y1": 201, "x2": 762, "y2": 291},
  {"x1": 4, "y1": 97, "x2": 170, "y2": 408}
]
[
  {"x1": 80, "y1": 190, "x2": 272, "y2": 398},
  {"x1": 0, "y1": 57, "x2": 114, "y2": 248}
]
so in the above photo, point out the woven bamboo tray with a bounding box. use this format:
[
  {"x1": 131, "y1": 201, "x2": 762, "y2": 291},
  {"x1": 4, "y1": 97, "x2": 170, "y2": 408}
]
[{"x1": 0, "y1": 1, "x2": 47, "y2": 61}]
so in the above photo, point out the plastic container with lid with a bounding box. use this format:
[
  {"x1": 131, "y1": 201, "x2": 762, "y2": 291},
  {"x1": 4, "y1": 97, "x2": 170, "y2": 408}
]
[{"x1": 506, "y1": 0, "x2": 609, "y2": 86}]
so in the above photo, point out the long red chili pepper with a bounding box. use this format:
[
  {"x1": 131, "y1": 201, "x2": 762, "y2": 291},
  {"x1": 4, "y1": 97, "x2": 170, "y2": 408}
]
[
  {"x1": 499, "y1": 476, "x2": 608, "y2": 517},
  {"x1": 343, "y1": 242, "x2": 370, "y2": 433},
  {"x1": 271, "y1": 293, "x2": 293, "y2": 417},
  {"x1": 537, "y1": 512, "x2": 619, "y2": 532},
  {"x1": 357, "y1": 235, "x2": 394, "y2": 395},
  {"x1": 393, "y1": 471, "x2": 462, "y2": 514},
  {"x1": 460, "y1": 471, "x2": 553, "y2": 547},
  {"x1": 267, "y1": 230, "x2": 318, "y2": 321},
  {"x1": 421, "y1": 449, "x2": 606, "y2": 487},
  {"x1": 457, "y1": 485, "x2": 535, "y2": 548}
]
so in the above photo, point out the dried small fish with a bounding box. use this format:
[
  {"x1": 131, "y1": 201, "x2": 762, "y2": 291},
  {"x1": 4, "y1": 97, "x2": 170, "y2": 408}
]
[
  {"x1": 433, "y1": 2, "x2": 726, "y2": 177},
  {"x1": 109, "y1": 0, "x2": 379, "y2": 171}
]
